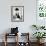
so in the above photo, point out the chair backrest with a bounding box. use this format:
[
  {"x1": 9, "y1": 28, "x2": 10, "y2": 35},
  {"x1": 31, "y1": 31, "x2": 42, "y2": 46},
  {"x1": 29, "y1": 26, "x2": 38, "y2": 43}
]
[
  {"x1": 11, "y1": 27, "x2": 18, "y2": 34},
  {"x1": 18, "y1": 33, "x2": 29, "y2": 42}
]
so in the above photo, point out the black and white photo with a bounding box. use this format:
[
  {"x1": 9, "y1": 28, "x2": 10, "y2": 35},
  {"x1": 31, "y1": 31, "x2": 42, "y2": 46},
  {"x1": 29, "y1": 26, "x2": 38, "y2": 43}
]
[{"x1": 11, "y1": 6, "x2": 24, "y2": 22}]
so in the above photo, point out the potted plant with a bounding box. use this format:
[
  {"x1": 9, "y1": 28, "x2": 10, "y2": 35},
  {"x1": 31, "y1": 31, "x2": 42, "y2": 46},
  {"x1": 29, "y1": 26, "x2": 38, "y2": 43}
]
[{"x1": 33, "y1": 32, "x2": 46, "y2": 43}]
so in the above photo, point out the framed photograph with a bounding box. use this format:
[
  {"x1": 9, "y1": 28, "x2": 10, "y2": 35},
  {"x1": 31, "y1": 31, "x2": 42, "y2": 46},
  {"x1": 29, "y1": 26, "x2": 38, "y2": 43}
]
[{"x1": 11, "y1": 6, "x2": 24, "y2": 22}]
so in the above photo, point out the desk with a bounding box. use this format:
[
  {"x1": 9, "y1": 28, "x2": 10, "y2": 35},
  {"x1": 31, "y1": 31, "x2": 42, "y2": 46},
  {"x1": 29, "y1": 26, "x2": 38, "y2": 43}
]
[{"x1": 4, "y1": 33, "x2": 30, "y2": 46}]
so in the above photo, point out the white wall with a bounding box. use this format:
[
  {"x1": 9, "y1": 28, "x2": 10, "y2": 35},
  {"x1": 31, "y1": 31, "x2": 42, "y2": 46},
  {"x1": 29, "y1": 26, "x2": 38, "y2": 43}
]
[
  {"x1": 0, "y1": 0, "x2": 36, "y2": 42},
  {"x1": 0, "y1": 0, "x2": 36, "y2": 33}
]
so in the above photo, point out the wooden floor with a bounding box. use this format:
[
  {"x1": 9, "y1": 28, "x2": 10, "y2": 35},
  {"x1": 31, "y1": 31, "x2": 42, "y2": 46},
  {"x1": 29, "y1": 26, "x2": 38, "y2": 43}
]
[{"x1": 0, "y1": 42, "x2": 46, "y2": 46}]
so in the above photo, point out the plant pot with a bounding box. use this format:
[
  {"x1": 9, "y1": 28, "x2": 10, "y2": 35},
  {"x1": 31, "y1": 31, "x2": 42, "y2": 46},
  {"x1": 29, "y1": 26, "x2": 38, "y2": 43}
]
[
  {"x1": 40, "y1": 38, "x2": 45, "y2": 43},
  {"x1": 37, "y1": 39, "x2": 40, "y2": 43},
  {"x1": 37, "y1": 39, "x2": 45, "y2": 44}
]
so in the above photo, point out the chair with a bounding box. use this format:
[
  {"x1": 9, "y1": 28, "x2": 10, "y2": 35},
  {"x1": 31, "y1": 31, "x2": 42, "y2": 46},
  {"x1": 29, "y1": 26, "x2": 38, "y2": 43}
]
[
  {"x1": 18, "y1": 33, "x2": 30, "y2": 46},
  {"x1": 4, "y1": 27, "x2": 19, "y2": 46},
  {"x1": 4, "y1": 33, "x2": 18, "y2": 46}
]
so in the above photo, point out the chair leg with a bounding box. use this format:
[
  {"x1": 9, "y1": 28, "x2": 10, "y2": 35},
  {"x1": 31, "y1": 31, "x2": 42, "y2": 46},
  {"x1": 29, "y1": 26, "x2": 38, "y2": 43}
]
[
  {"x1": 4, "y1": 33, "x2": 7, "y2": 46},
  {"x1": 4, "y1": 41, "x2": 7, "y2": 46}
]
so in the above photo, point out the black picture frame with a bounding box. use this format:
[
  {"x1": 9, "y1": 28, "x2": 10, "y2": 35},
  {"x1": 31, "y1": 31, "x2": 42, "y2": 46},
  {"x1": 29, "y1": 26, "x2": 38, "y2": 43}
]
[{"x1": 11, "y1": 6, "x2": 24, "y2": 22}]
